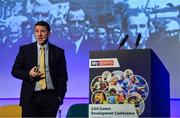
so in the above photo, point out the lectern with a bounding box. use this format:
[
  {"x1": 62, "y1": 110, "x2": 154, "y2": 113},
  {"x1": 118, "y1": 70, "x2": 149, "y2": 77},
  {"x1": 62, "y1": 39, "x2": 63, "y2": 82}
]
[{"x1": 89, "y1": 49, "x2": 170, "y2": 117}]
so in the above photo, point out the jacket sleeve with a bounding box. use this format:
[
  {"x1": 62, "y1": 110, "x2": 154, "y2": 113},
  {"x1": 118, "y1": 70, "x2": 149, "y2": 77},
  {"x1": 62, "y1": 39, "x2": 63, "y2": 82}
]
[
  {"x1": 58, "y1": 50, "x2": 68, "y2": 105},
  {"x1": 11, "y1": 46, "x2": 32, "y2": 82}
]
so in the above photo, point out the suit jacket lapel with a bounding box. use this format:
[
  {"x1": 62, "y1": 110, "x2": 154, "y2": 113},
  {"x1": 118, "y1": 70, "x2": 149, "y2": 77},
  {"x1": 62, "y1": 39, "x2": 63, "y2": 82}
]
[{"x1": 48, "y1": 43, "x2": 54, "y2": 67}]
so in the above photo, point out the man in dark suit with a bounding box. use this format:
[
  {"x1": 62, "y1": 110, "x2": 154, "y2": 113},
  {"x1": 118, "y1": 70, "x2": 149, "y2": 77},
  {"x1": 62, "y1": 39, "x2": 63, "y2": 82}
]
[{"x1": 11, "y1": 21, "x2": 68, "y2": 117}]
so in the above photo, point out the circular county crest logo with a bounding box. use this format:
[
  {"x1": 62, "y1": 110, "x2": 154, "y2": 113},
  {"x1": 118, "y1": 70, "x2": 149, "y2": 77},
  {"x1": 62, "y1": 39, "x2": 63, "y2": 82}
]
[{"x1": 90, "y1": 69, "x2": 149, "y2": 116}]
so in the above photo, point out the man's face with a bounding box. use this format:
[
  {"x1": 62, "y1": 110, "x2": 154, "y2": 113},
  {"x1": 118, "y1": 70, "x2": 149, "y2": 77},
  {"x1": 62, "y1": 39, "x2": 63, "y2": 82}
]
[
  {"x1": 97, "y1": 27, "x2": 108, "y2": 43},
  {"x1": 112, "y1": 28, "x2": 121, "y2": 43},
  {"x1": 32, "y1": 4, "x2": 50, "y2": 22},
  {"x1": 34, "y1": 25, "x2": 50, "y2": 45},
  {"x1": 23, "y1": 23, "x2": 32, "y2": 38},
  {"x1": 68, "y1": 9, "x2": 85, "y2": 40},
  {"x1": 87, "y1": 28, "x2": 96, "y2": 39},
  {"x1": 9, "y1": 26, "x2": 21, "y2": 43},
  {"x1": 52, "y1": 19, "x2": 63, "y2": 36},
  {"x1": 127, "y1": 13, "x2": 149, "y2": 44}
]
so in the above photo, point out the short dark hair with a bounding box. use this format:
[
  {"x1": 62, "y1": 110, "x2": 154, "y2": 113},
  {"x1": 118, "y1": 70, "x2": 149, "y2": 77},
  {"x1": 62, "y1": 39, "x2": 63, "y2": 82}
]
[{"x1": 34, "y1": 21, "x2": 50, "y2": 32}]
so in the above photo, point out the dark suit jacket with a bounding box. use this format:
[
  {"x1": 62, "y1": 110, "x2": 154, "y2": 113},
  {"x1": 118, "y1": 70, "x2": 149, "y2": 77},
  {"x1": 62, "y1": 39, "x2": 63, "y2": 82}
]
[{"x1": 11, "y1": 42, "x2": 68, "y2": 107}]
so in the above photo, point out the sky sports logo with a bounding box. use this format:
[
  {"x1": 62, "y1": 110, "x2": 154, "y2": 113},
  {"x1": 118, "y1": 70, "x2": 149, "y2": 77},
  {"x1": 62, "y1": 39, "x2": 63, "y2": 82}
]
[
  {"x1": 91, "y1": 60, "x2": 114, "y2": 66},
  {"x1": 89, "y1": 58, "x2": 120, "y2": 68}
]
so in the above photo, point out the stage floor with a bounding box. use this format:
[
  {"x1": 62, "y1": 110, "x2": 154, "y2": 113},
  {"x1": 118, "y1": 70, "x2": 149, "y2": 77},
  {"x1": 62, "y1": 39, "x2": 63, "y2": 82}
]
[{"x1": 0, "y1": 98, "x2": 179, "y2": 117}]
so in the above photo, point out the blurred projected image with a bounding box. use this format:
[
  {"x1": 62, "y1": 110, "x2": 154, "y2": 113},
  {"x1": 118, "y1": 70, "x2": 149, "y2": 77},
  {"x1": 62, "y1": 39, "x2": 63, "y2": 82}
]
[{"x1": 0, "y1": 0, "x2": 180, "y2": 98}]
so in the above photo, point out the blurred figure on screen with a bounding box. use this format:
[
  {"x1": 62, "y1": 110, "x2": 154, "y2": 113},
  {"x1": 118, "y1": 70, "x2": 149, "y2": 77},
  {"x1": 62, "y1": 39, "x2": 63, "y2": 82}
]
[
  {"x1": 19, "y1": 21, "x2": 33, "y2": 45},
  {"x1": 30, "y1": 0, "x2": 53, "y2": 42},
  {"x1": 96, "y1": 25, "x2": 115, "y2": 50},
  {"x1": 87, "y1": 27, "x2": 96, "y2": 41},
  {"x1": 51, "y1": 18, "x2": 64, "y2": 39},
  {"x1": 11, "y1": 21, "x2": 68, "y2": 117},
  {"x1": 83, "y1": 26, "x2": 100, "y2": 50},
  {"x1": 4, "y1": 22, "x2": 22, "y2": 48},
  {"x1": 96, "y1": 25, "x2": 108, "y2": 50},
  {"x1": 110, "y1": 25, "x2": 125, "y2": 48},
  {"x1": 163, "y1": 18, "x2": 180, "y2": 41},
  {"x1": 0, "y1": 0, "x2": 9, "y2": 19},
  {"x1": 65, "y1": 3, "x2": 94, "y2": 90},
  {"x1": 0, "y1": 24, "x2": 6, "y2": 47},
  {"x1": 31, "y1": 0, "x2": 52, "y2": 23},
  {"x1": 51, "y1": 17, "x2": 73, "y2": 53},
  {"x1": 11, "y1": 0, "x2": 25, "y2": 16},
  {"x1": 122, "y1": 8, "x2": 151, "y2": 49},
  {"x1": 66, "y1": 3, "x2": 88, "y2": 55}
]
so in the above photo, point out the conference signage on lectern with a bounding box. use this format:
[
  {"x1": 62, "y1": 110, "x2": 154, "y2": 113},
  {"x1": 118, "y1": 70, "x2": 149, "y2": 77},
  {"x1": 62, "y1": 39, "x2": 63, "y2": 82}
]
[{"x1": 89, "y1": 58, "x2": 149, "y2": 117}]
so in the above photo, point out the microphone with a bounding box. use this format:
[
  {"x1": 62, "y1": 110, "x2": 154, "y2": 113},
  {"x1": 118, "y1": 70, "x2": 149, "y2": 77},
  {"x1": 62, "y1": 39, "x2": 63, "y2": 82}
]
[
  {"x1": 135, "y1": 33, "x2": 141, "y2": 49},
  {"x1": 118, "y1": 34, "x2": 128, "y2": 50}
]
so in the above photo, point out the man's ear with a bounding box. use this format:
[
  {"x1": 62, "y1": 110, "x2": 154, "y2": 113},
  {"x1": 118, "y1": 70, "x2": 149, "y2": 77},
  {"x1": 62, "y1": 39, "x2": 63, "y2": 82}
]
[{"x1": 48, "y1": 31, "x2": 52, "y2": 36}]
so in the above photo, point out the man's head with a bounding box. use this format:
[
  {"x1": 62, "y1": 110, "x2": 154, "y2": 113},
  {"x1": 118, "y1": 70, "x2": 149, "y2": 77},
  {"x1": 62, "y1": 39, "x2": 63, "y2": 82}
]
[
  {"x1": 21, "y1": 21, "x2": 33, "y2": 39},
  {"x1": 34, "y1": 21, "x2": 51, "y2": 45},
  {"x1": 52, "y1": 18, "x2": 63, "y2": 37},
  {"x1": 8, "y1": 23, "x2": 21, "y2": 44},
  {"x1": 87, "y1": 27, "x2": 96, "y2": 39},
  {"x1": 32, "y1": 0, "x2": 52, "y2": 23},
  {"x1": 122, "y1": 8, "x2": 150, "y2": 47},
  {"x1": 111, "y1": 25, "x2": 123, "y2": 44},
  {"x1": 96, "y1": 25, "x2": 109, "y2": 44},
  {"x1": 67, "y1": 3, "x2": 85, "y2": 41}
]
